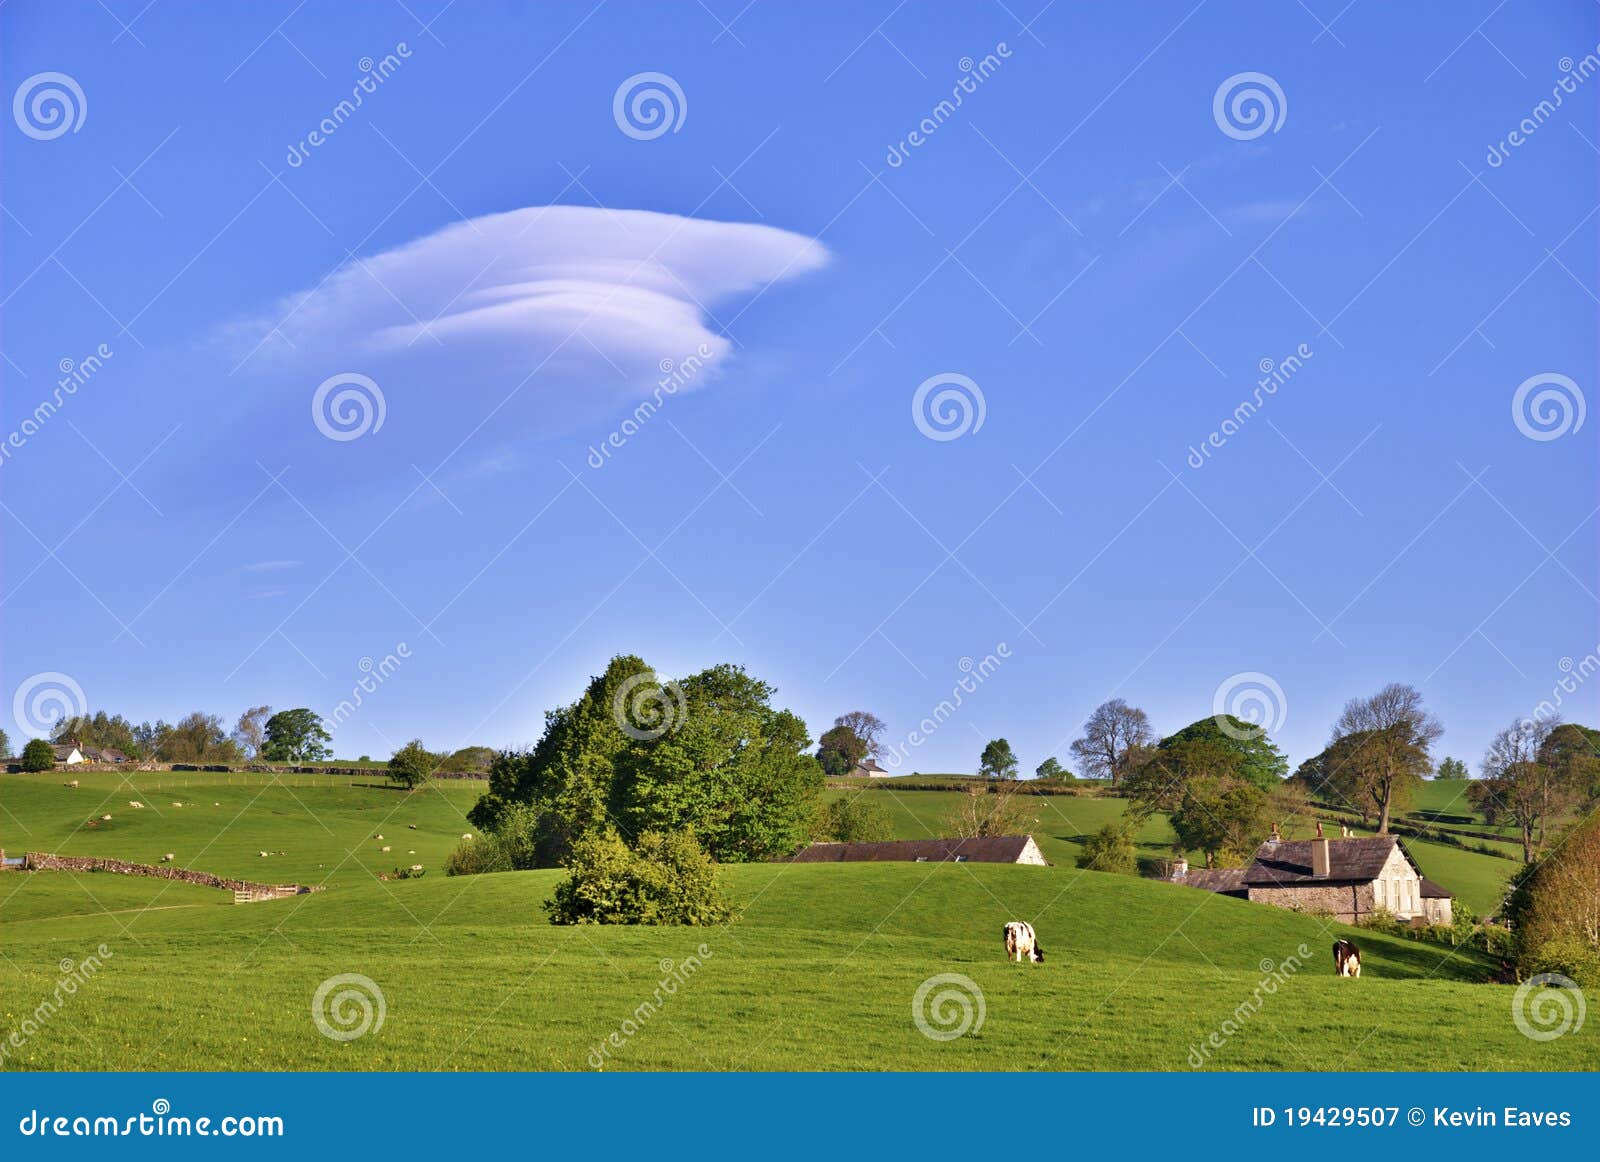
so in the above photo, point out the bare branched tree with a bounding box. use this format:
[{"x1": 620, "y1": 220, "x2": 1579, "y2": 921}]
[
  {"x1": 1326, "y1": 683, "x2": 1442, "y2": 834},
  {"x1": 1069, "y1": 699, "x2": 1154, "y2": 787}
]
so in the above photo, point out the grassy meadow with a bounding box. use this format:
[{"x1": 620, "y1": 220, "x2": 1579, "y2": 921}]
[{"x1": 0, "y1": 770, "x2": 1582, "y2": 1071}]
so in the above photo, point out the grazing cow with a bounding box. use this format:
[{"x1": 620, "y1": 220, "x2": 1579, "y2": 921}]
[
  {"x1": 1333, "y1": 939, "x2": 1361, "y2": 978},
  {"x1": 1003, "y1": 920, "x2": 1045, "y2": 964}
]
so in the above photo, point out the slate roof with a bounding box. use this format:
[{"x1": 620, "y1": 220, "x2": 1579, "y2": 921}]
[
  {"x1": 1181, "y1": 867, "x2": 1248, "y2": 894},
  {"x1": 1243, "y1": 835, "x2": 1417, "y2": 887},
  {"x1": 788, "y1": 835, "x2": 1038, "y2": 864},
  {"x1": 1420, "y1": 876, "x2": 1451, "y2": 899}
]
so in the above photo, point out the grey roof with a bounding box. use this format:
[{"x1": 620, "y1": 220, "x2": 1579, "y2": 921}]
[
  {"x1": 1182, "y1": 867, "x2": 1248, "y2": 894},
  {"x1": 787, "y1": 835, "x2": 1037, "y2": 864},
  {"x1": 1420, "y1": 876, "x2": 1451, "y2": 899},
  {"x1": 1244, "y1": 835, "x2": 1418, "y2": 887}
]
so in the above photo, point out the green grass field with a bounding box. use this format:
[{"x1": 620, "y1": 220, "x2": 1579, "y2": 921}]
[{"x1": 1, "y1": 771, "x2": 1587, "y2": 1071}]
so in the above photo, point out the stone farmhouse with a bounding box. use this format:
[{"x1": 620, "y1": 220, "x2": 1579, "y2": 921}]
[{"x1": 1172, "y1": 833, "x2": 1453, "y2": 926}]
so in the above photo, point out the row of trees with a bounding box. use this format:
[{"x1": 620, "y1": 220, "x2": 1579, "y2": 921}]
[{"x1": 5, "y1": 705, "x2": 497, "y2": 782}]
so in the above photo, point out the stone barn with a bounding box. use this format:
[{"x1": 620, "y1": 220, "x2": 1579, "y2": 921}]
[{"x1": 1172, "y1": 834, "x2": 1452, "y2": 925}]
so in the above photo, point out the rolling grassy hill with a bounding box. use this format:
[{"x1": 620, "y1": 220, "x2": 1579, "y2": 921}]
[
  {"x1": 1, "y1": 770, "x2": 1581, "y2": 1071},
  {"x1": 2, "y1": 862, "x2": 1590, "y2": 1071}
]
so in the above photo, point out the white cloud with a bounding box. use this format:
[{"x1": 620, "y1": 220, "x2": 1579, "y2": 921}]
[{"x1": 225, "y1": 206, "x2": 830, "y2": 435}]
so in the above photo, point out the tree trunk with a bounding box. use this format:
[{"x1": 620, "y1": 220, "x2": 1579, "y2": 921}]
[{"x1": 1377, "y1": 781, "x2": 1392, "y2": 834}]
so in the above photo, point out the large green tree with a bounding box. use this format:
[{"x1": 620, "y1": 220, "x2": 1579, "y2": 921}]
[
  {"x1": 979, "y1": 738, "x2": 1019, "y2": 780},
  {"x1": 469, "y1": 655, "x2": 822, "y2": 866},
  {"x1": 388, "y1": 739, "x2": 440, "y2": 789},
  {"x1": 1125, "y1": 738, "x2": 1271, "y2": 866},
  {"x1": 612, "y1": 663, "x2": 822, "y2": 862},
  {"x1": 1158, "y1": 716, "x2": 1287, "y2": 791},
  {"x1": 20, "y1": 738, "x2": 55, "y2": 771},
  {"x1": 0, "y1": 728, "x2": 10, "y2": 760},
  {"x1": 815, "y1": 724, "x2": 867, "y2": 777},
  {"x1": 1434, "y1": 756, "x2": 1470, "y2": 780},
  {"x1": 260, "y1": 708, "x2": 332, "y2": 762}
]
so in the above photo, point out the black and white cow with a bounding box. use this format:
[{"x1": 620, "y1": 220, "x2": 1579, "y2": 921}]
[
  {"x1": 1333, "y1": 939, "x2": 1361, "y2": 978},
  {"x1": 1003, "y1": 921, "x2": 1044, "y2": 964}
]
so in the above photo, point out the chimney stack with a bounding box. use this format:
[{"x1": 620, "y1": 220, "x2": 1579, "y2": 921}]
[
  {"x1": 1268, "y1": 823, "x2": 1281, "y2": 844},
  {"x1": 1311, "y1": 837, "x2": 1331, "y2": 877},
  {"x1": 1315, "y1": 819, "x2": 1324, "y2": 838}
]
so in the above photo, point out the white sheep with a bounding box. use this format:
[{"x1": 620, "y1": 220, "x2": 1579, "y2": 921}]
[
  {"x1": 162, "y1": 853, "x2": 175, "y2": 862},
  {"x1": 171, "y1": 802, "x2": 183, "y2": 808},
  {"x1": 461, "y1": 833, "x2": 472, "y2": 840},
  {"x1": 410, "y1": 864, "x2": 423, "y2": 871},
  {"x1": 128, "y1": 800, "x2": 144, "y2": 809},
  {"x1": 101, "y1": 814, "x2": 113, "y2": 821},
  {"x1": 408, "y1": 824, "x2": 417, "y2": 830},
  {"x1": 65, "y1": 780, "x2": 79, "y2": 788},
  {"x1": 380, "y1": 845, "x2": 391, "y2": 853}
]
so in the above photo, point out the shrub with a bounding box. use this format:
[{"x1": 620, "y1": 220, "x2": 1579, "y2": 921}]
[
  {"x1": 1077, "y1": 822, "x2": 1137, "y2": 875},
  {"x1": 388, "y1": 738, "x2": 439, "y2": 789},
  {"x1": 444, "y1": 804, "x2": 541, "y2": 876},
  {"x1": 444, "y1": 836, "x2": 512, "y2": 877},
  {"x1": 544, "y1": 830, "x2": 734, "y2": 926},
  {"x1": 20, "y1": 738, "x2": 54, "y2": 772},
  {"x1": 1522, "y1": 936, "x2": 1600, "y2": 988},
  {"x1": 814, "y1": 794, "x2": 892, "y2": 843}
]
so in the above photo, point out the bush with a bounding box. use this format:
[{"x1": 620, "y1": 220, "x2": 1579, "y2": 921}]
[
  {"x1": 813, "y1": 794, "x2": 892, "y2": 843},
  {"x1": 444, "y1": 836, "x2": 512, "y2": 877},
  {"x1": 19, "y1": 738, "x2": 54, "y2": 772},
  {"x1": 388, "y1": 738, "x2": 439, "y2": 789},
  {"x1": 444, "y1": 804, "x2": 541, "y2": 876},
  {"x1": 1077, "y1": 822, "x2": 1137, "y2": 875},
  {"x1": 1522, "y1": 936, "x2": 1600, "y2": 988},
  {"x1": 544, "y1": 830, "x2": 734, "y2": 926}
]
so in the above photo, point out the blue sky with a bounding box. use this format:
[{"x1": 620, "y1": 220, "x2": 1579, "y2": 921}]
[{"x1": 2, "y1": 0, "x2": 1596, "y2": 775}]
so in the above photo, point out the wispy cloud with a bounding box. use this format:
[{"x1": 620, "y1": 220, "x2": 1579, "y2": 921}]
[{"x1": 242, "y1": 559, "x2": 303, "y2": 572}]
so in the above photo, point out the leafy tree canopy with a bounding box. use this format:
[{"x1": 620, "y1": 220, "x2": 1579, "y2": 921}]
[
  {"x1": 979, "y1": 737, "x2": 1018, "y2": 780},
  {"x1": 468, "y1": 655, "x2": 821, "y2": 866},
  {"x1": 1035, "y1": 756, "x2": 1065, "y2": 780},
  {"x1": 1158, "y1": 716, "x2": 1287, "y2": 791},
  {"x1": 260, "y1": 709, "x2": 332, "y2": 763},
  {"x1": 20, "y1": 738, "x2": 55, "y2": 771}
]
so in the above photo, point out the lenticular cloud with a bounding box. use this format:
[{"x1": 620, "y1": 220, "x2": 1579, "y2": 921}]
[{"x1": 225, "y1": 205, "x2": 830, "y2": 433}]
